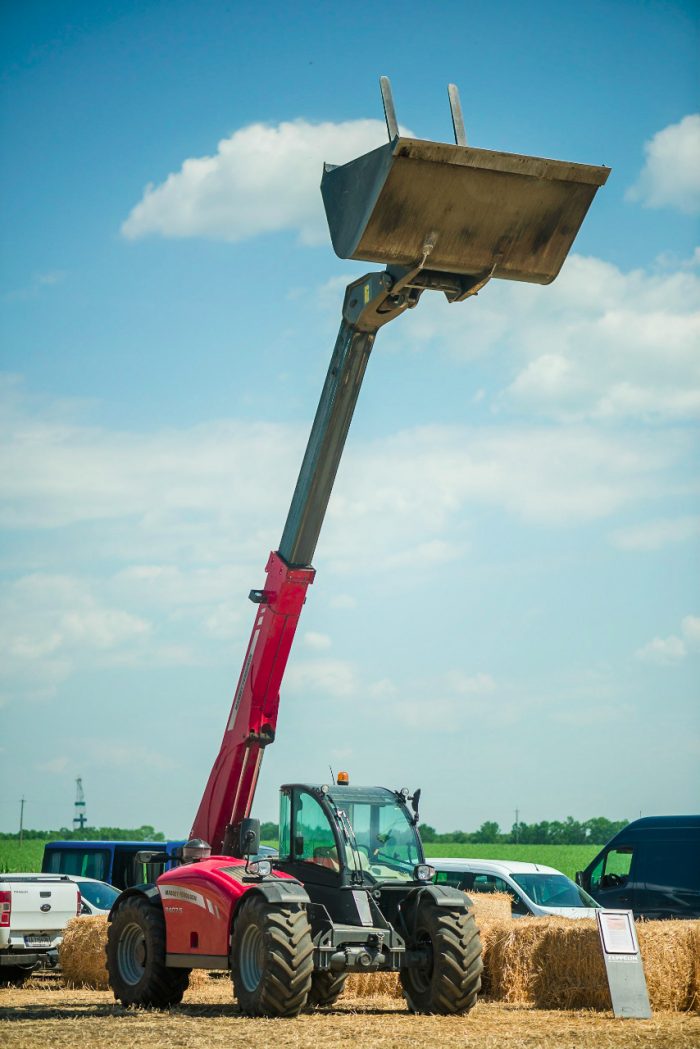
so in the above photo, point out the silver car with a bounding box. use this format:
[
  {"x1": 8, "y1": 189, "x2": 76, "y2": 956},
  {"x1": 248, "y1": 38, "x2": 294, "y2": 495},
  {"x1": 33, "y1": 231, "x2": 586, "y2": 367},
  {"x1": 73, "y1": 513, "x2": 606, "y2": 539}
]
[{"x1": 427, "y1": 857, "x2": 600, "y2": 918}]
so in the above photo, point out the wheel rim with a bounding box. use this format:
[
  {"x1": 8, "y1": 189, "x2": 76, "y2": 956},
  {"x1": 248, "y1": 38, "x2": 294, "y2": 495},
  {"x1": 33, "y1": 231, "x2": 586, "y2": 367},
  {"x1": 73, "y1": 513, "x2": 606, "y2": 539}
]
[
  {"x1": 239, "y1": 922, "x2": 266, "y2": 992},
  {"x1": 117, "y1": 920, "x2": 148, "y2": 986}
]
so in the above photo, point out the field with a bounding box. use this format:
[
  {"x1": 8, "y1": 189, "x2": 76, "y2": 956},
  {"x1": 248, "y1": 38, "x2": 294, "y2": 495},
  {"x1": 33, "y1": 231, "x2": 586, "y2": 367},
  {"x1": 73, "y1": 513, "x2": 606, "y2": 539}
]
[
  {"x1": 0, "y1": 841, "x2": 46, "y2": 874},
  {"x1": 424, "y1": 844, "x2": 600, "y2": 880},
  {"x1": 0, "y1": 840, "x2": 600, "y2": 880},
  {"x1": 2, "y1": 973, "x2": 698, "y2": 1049}
]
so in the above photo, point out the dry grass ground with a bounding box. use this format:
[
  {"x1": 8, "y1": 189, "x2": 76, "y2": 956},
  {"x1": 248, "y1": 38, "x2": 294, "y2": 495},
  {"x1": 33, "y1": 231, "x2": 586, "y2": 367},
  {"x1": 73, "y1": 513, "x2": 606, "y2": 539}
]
[{"x1": 2, "y1": 974, "x2": 699, "y2": 1049}]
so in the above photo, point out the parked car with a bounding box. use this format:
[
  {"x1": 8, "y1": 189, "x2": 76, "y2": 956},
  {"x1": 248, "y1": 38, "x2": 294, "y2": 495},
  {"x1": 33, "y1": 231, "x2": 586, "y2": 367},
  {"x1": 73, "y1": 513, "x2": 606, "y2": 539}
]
[
  {"x1": 0, "y1": 872, "x2": 80, "y2": 984},
  {"x1": 576, "y1": 815, "x2": 700, "y2": 918},
  {"x1": 428, "y1": 858, "x2": 600, "y2": 918},
  {"x1": 61, "y1": 875, "x2": 121, "y2": 916}
]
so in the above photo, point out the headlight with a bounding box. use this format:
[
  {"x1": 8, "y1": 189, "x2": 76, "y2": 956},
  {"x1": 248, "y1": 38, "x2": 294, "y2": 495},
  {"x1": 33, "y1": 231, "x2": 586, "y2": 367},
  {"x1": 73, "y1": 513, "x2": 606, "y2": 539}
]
[
  {"x1": 414, "y1": 863, "x2": 435, "y2": 882},
  {"x1": 247, "y1": 858, "x2": 272, "y2": 877}
]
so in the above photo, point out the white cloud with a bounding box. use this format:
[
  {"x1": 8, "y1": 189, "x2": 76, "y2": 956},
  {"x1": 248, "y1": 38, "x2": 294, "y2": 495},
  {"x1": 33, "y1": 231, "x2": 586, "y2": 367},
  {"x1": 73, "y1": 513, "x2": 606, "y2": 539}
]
[
  {"x1": 285, "y1": 658, "x2": 357, "y2": 697},
  {"x1": 444, "y1": 671, "x2": 496, "y2": 695},
  {"x1": 611, "y1": 515, "x2": 700, "y2": 551},
  {"x1": 635, "y1": 614, "x2": 700, "y2": 664},
  {"x1": 626, "y1": 114, "x2": 700, "y2": 214},
  {"x1": 0, "y1": 574, "x2": 152, "y2": 702},
  {"x1": 0, "y1": 376, "x2": 695, "y2": 703},
  {"x1": 121, "y1": 119, "x2": 396, "y2": 245},
  {"x1": 381, "y1": 254, "x2": 700, "y2": 423},
  {"x1": 304, "y1": 631, "x2": 332, "y2": 651}
]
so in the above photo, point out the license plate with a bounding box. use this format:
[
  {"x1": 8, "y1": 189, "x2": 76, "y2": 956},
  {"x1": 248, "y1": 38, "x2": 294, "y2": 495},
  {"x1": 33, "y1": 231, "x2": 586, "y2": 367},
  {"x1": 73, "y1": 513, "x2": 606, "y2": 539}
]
[{"x1": 24, "y1": 935, "x2": 51, "y2": 947}]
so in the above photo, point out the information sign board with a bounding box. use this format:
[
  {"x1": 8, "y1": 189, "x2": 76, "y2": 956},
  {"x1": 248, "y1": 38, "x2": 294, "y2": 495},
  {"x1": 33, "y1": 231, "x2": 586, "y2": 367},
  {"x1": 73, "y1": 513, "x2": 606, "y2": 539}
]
[{"x1": 596, "y1": 909, "x2": 651, "y2": 1018}]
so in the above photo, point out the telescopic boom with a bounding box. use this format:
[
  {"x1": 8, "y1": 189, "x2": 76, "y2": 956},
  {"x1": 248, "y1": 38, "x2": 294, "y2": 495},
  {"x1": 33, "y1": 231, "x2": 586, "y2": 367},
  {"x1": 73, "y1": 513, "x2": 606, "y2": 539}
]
[{"x1": 189, "y1": 78, "x2": 609, "y2": 853}]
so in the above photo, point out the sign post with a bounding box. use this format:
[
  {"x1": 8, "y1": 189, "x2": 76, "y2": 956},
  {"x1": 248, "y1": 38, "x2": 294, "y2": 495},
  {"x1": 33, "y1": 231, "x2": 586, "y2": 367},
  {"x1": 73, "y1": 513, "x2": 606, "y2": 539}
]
[{"x1": 596, "y1": 909, "x2": 651, "y2": 1018}]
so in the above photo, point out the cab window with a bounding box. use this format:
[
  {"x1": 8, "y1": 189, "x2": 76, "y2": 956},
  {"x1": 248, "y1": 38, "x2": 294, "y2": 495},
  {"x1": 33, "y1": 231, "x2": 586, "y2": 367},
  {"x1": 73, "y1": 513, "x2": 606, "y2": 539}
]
[
  {"x1": 591, "y1": 847, "x2": 634, "y2": 891},
  {"x1": 293, "y1": 791, "x2": 339, "y2": 871}
]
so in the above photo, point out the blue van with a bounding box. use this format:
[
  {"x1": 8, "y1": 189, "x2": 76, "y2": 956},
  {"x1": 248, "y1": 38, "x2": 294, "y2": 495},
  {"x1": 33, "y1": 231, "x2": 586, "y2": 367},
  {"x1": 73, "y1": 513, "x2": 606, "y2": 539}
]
[
  {"x1": 577, "y1": 815, "x2": 700, "y2": 918},
  {"x1": 42, "y1": 839, "x2": 185, "y2": 890}
]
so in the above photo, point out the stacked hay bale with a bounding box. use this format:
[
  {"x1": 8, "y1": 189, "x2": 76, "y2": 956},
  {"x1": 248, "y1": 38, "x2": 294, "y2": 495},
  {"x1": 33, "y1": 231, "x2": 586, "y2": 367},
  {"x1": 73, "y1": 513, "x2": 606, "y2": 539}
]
[
  {"x1": 481, "y1": 915, "x2": 700, "y2": 1013},
  {"x1": 59, "y1": 915, "x2": 212, "y2": 992}
]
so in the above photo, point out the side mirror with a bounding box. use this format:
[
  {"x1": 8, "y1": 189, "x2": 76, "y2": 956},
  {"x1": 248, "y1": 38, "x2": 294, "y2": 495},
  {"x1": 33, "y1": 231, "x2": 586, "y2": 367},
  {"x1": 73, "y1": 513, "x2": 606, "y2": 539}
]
[
  {"x1": 80, "y1": 901, "x2": 91, "y2": 915},
  {"x1": 411, "y1": 788, "x2": 421, "y2": 825},
  {"x1": 135, "y1": 850, "x2": 168, "y2": 864},
  {"x1": 239, "y1": 818, "x2": 261, "y2": 858}
]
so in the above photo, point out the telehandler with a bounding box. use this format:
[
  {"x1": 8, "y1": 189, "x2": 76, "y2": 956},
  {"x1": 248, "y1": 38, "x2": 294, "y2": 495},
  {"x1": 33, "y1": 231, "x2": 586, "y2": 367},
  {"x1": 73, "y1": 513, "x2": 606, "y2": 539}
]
[{"x1": 106, "y1": 78, "x2": 609, "y2": 1016}]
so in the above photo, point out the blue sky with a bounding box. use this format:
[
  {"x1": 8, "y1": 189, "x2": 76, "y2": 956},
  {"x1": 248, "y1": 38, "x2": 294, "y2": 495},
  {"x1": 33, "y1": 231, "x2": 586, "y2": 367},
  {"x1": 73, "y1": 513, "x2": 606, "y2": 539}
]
[{"x1": 1, "y1": 1, "x2": 698, "y2": 839}]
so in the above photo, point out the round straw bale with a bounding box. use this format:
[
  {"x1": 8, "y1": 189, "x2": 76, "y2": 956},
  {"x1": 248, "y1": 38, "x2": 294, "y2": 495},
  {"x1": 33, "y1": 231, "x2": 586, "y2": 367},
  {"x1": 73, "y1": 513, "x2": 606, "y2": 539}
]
[{"x1": 59, "y1": 915, "x2": 110, "y2": 990}]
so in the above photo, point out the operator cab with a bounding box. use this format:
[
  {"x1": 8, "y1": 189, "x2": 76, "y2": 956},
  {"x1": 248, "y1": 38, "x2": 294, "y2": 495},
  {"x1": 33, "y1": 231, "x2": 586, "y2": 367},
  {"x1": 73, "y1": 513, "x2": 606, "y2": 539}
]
[{"x1": 275, "y1": 781, "x2": 429, "y2": 926}]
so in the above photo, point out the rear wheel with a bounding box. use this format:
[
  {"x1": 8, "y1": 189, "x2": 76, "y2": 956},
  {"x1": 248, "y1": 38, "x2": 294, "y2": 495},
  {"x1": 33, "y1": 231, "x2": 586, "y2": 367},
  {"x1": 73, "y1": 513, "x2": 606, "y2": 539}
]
[
  {"x1": 231, "y1": 893, "x2": 313, "y2": 1017},
  {"x1": 307, "y1": 969, "x2": 347, "y2": 1008},
  {"x1": 400, "y1": 902, "x2": 482, "y2": 1014},
  {"x1": 106, "y1": 896, "x2": 190, "y2": 1007}
]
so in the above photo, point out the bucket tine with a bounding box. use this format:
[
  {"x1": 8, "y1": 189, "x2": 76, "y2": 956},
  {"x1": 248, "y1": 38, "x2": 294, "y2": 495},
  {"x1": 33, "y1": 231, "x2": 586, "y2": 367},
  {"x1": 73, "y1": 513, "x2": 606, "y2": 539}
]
[
  {"x1": 379, "y1": 76, "x2": 399, "y2": 141},
  {"x1": 447, "y1": 83, "x2": 467, "y2": 146}
]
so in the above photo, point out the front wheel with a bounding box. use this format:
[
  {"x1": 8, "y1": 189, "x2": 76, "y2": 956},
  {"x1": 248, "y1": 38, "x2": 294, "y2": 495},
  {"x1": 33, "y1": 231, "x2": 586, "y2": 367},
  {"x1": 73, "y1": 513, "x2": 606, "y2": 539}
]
[
  {"x1": 106, "y1": 896, "x2": 190, "y2": 1008},
  {"x1": 307, "y1": 969, "x2": 347, "y2": 1008},
  {"x1": 231, "y1": 893, "x2": 313, "y2": 1017},
  {"x1": 400, "y1": 902, "x2": 482, "y2": 1014}
]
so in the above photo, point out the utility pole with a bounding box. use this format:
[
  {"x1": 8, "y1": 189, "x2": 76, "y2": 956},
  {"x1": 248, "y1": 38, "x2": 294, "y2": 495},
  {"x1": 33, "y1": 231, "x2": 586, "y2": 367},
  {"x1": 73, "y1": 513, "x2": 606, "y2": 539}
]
[
  {"x1": 514, "y1": 808, "x2": 520, "y2": 844},
  {"x1": 19, "y1": 797, "x2": 25, "y2": 848}
]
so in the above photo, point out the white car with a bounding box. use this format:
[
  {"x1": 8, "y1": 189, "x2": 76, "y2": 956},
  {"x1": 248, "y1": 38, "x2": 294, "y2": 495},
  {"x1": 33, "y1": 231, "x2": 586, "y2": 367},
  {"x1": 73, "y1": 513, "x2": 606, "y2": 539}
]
[
  {"x1": 61, "y1": 876, "x2": 121, "y2": 916},
  {"x1": 427, "y1": 857, "x2": 600, "y2": 918}
]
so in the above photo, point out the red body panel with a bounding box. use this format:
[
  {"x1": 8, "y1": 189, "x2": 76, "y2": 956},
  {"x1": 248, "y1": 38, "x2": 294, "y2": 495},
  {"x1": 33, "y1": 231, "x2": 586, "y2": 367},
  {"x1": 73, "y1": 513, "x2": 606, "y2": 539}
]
[
  {"x1": 190, "y1": 551, "x2": 314, "y2": 851},
  {"x1": 157, "y1": 857, "x2": 298, "y2": 960}
]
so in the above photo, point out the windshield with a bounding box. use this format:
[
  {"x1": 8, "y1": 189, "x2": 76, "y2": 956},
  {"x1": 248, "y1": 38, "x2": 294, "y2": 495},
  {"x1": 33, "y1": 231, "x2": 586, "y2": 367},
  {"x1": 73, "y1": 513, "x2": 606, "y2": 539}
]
[
  {"x1": 339, "y1": 794, "x2": 423, "y2": 881},
  {"x1": 511, "y1": 872, "x2": 599, "y2": 909},
  {"x1": 77, "y1": 880, "x2": 120, "y2": 909}
]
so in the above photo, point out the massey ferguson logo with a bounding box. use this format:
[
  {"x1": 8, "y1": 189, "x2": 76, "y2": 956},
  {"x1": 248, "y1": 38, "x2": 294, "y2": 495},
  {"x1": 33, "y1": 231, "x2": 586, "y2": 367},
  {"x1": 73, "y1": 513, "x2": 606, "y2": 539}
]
[{"x1": 40, "y1": 903, "x2": 51, "y2": 912}]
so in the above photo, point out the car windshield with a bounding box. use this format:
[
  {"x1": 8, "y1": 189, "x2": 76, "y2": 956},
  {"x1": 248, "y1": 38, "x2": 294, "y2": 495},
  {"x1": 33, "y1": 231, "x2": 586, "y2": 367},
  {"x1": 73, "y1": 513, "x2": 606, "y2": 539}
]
[
  {"x1": 511, "y1": 872, "x2": 599, "y2": 908},
  {"x1": 77, "y1": 880, "x2": 120, "y2": 909},
  {"x1": 336, "y1": 793, "x2": 423, "y2": 880}
]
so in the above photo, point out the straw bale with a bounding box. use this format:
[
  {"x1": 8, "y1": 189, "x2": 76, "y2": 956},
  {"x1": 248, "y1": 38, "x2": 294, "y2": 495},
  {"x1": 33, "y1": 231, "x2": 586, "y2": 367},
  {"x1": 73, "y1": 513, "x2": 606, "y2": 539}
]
[
  {"x1": 59, "y1": 915, "x2": 110, "y2": 990},
  {"x1": 470, "y1": 891, "x2": 513, "y2": 927},
  {"x1": 637, "y1": 920, "x2": 700, "y2": 1013},
  {"x1": 482, "y1": 916, "x2": 700, "y2": 1013}
]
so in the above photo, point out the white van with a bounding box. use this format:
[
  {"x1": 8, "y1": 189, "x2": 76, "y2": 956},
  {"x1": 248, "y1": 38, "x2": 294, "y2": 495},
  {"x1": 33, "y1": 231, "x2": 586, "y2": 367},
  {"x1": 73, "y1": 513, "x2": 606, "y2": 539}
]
[{"x1": 427, "y1": 858, "x2": 599, "y2": 918}]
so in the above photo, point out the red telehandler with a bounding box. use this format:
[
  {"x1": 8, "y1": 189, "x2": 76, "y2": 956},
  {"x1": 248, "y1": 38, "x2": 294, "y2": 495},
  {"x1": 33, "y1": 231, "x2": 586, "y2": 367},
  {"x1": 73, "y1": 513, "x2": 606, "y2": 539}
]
[{"x1": 106, "y1": 79, "x2": 609, "y2": 1016}]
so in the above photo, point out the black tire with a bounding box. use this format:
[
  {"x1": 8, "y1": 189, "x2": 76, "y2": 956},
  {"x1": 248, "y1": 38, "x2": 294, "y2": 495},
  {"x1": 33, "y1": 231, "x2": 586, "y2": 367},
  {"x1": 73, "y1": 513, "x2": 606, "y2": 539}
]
[
  {"x1": 106, "y1": 895, "x2": 190, "y2": 1008},
  {"x1": 231, "y1": 892, "x2": 313, "y2": 1017},
  {"x1": 400, "y1": 902, "x2": 482, "y2": 1014},
  {"x1": 0, "y1": 965, "x2": 34, "y2": 986},
  {"x1": 306, "y1": 969, "x2": 347, "y2": 1008}
]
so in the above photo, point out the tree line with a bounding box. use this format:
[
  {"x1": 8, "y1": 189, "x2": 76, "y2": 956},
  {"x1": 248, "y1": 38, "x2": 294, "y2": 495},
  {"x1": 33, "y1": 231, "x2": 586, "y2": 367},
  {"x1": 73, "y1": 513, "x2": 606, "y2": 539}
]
[
  {"x1": 0, "y1": 825, "x2": 165, "y2": 842},
  {"x1": 419, "y1": 816, "x2": 628, "y2": 845}
]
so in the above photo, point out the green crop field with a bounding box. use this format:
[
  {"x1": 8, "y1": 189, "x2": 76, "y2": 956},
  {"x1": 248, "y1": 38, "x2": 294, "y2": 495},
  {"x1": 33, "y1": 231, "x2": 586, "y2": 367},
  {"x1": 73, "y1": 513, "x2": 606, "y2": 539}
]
[
  {"x1": 0, "y1": 838, "x2": 48, "y2": 873},
  {"x1": 423, "y1": 844, "x2": 600, "y2": 880}
]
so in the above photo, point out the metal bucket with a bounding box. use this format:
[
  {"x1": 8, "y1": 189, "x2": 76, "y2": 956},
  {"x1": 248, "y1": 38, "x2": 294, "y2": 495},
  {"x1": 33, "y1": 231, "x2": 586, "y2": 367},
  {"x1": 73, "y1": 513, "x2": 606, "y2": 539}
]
[{"x1": 321, "y1": 137, "x2": 610, "y2": 286}]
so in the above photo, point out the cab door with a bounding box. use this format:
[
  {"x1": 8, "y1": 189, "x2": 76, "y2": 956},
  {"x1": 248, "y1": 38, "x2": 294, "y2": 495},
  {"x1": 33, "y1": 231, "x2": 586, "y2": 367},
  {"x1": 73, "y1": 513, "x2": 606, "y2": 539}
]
[{"x1": 588, "y1": 844, "x2": 638, "y2": 911}]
